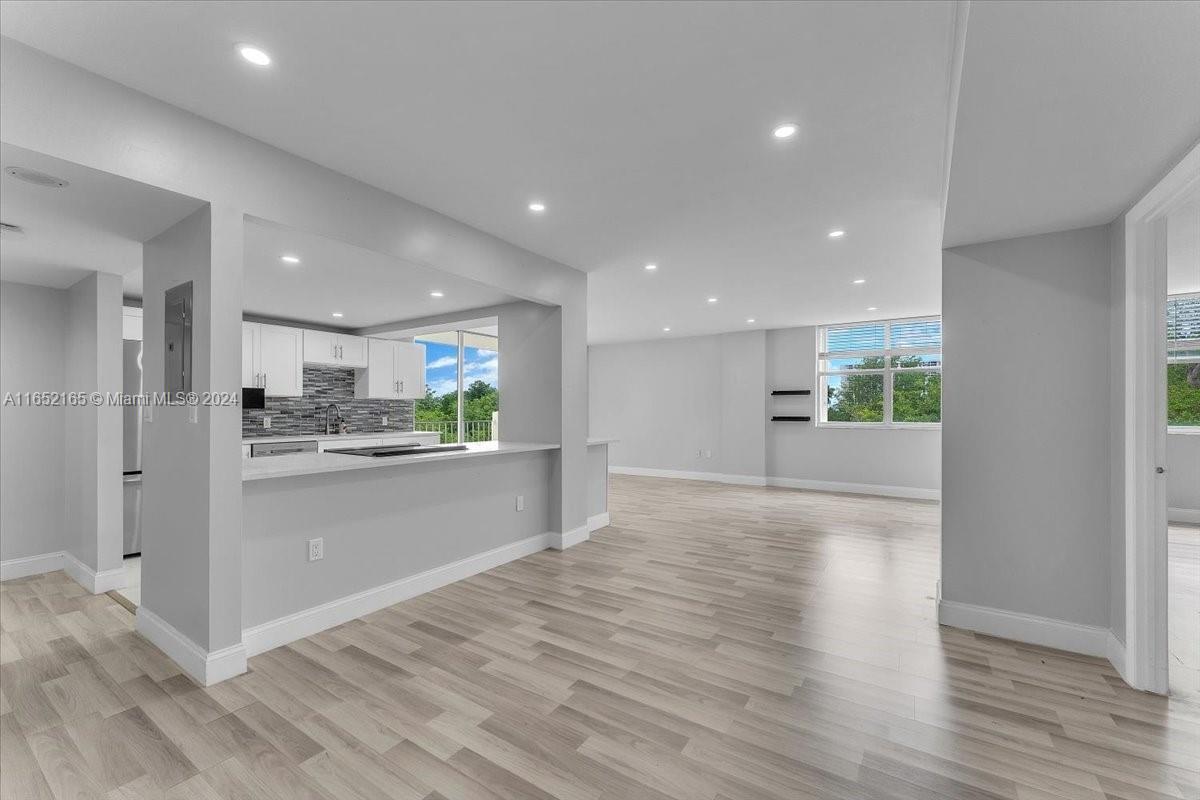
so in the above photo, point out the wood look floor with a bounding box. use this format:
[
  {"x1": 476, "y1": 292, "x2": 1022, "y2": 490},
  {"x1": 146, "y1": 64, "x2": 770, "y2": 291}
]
[{"x1": 3, "y1": 475, "x2": 1199, "y2": 800}]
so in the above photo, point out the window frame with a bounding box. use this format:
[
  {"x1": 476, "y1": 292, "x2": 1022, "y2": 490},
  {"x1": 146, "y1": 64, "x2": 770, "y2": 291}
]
[
  {"x1": 1167, "y1": 291, "x2": 1200, "y2": 435},
  {"x1": 816, "y1": 315, "x2": 942, "y2": 430}
]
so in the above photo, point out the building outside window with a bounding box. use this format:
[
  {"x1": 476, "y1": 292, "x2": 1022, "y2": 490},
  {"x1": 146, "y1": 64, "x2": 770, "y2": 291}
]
[
  {"x1": 1167, "y1": 292, "x2": 1200, "y2": 430},
  {"x1": 817, "y1": 316, "x2": 941, "y2": 427}
]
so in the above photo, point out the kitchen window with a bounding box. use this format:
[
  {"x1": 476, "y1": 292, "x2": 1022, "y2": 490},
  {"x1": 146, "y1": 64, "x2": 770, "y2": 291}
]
[
  {"x1": 414, "y1": 327, "x2": 499, "y2": 443},
  {"x1": 818, "y1": 316, "x2": 942, "y2": 427},
  {"x1": 1167, "y1": 292, "x2": 1200, "y2": 430}
]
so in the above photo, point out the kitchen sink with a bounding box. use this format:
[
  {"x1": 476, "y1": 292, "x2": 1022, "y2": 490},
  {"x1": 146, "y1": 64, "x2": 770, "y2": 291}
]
[{"x1": 324, "y1": 443, "x2": 469, "y2": 457}]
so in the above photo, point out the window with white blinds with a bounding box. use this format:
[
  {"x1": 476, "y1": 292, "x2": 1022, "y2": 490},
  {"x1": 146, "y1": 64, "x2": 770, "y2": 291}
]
[
  {"x1": 817, "y1": 316, "x2": 942, "y2": 426},
  {"x1": 1167, "y1": 293, "x2": 1200, "y2": 428}
]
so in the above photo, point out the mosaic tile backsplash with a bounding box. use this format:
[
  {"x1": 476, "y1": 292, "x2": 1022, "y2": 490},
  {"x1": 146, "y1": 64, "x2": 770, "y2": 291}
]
[{"x1": 242, "y1": 365, "x2": 415, "y2": 438}]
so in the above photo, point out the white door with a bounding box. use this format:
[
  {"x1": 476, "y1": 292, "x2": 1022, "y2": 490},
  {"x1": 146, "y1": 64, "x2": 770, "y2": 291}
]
[
  {"x1": 259, "y1": 324, "x2": 303, "y2": 396},
  {"x1": 395, "y1": 341, "x2": 426, "y2": 399},
  {"x1": 302, "y1": 329, "x2": 338, "y2": 366},
  {"x1": 338, "y1": 335, "x2": 369, "y2": 368},
  {"x1": 241, "y1": 323, "x2": 259, "y2": 387}
]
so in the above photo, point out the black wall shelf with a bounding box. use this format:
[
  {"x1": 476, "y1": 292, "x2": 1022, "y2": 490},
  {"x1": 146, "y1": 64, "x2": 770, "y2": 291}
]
[
  {"x1": 770, "y1": 389, "x2": 811, "y2": 396},
  {"x1": 771, "y1": 415, "x2": 812, "y2": 422}
]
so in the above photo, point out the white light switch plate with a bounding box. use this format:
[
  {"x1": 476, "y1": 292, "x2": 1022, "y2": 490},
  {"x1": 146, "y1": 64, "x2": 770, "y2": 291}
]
[
  {"x1": 263, "y1": 416, "x2": 272, "y2": 429},
  {"x1": 308, "y1": 538, "x2": 324, "y2": 562},
  {"x1": 515, "y1": 495, "x2": 525, "y2": 512},
  {"x1": 381, "y1": 415, "x2": 388, "y2": 426}
]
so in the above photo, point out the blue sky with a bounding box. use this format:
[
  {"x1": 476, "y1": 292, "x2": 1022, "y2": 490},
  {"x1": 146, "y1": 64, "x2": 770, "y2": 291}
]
[{"x1": 422, "y1": 342, "x2": 498, "y2": 397}]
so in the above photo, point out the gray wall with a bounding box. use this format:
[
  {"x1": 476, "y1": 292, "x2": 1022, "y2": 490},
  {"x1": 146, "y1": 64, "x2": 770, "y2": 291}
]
[
  {"x1": 242, "y1": 451, "x2": 552, "y2": 628},
  {"x1": 1109, "y1": 220, "x2": 1126, "y2": 643},
  {"x1": 588, "y1": 327, "x2": 940, "y2": 491},
  {"x1": 0, "y1": 281, "x2": 67, "y2": 562},
  {"x1": 1167, "y1": 434, "x2": 1200, "y2": 513},
  {"x1": 63, "y1": 272, "x2": 123, "y2": 574},
  {"x1": 943, "y1": 225, "x2": 1114, "y2": 628},
  {"x1": 587, "y1": 444, "x2": 609, "y2": 519}
]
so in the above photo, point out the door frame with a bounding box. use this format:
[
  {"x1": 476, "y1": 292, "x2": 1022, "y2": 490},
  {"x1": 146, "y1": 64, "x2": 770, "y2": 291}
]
[{"x1": 1123, "y1": 141, "x2": 1200, "y2": 693}]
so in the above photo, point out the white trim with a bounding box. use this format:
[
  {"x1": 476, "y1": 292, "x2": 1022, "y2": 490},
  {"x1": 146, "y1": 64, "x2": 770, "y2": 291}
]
[
  {"x1": 1124, "y1": 140, "x2": 1200, "y2": 695},
  {"x1": 814, "y1": 421, "x2": 941, "y2": 431},
  {"x1": 1169, "y1": 507, "x2": 1200, "y2": 525},
  {"x1": 0, "y1": 551, "x2": 65, "y2": 581},
  {"x1": 938, "y1": 599, "x2": 1110, "y2": 659},
  {"x1": 1107, "y1": 632, "x2": 1127, "y2": 679},
  {"x1": 587, "y1": 512, "x2": 611, "y2": 532},
  {"x1": 243, "y1": 532, "x2": 552, "y2": 657},
  {"x1": 62, "y1": 552, "x2": 127, "y2": 594},
  {"x1": 550, "y1": 525, "x2": 589, "y2": 551},
  {"x1": 609, "y1": 466, "x2": 768, "y2": 486},
  {"x1": 767, "y1": 476, "x2": 940, "y2": 501},
  {"x1": 136, "y1": 606, "x2": 247, "y2": 686}
]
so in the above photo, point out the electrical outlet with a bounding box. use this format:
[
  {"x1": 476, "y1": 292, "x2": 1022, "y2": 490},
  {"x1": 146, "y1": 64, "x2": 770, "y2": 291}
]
[
  {"x1": 515, "y1": 495, "x2": 525, "y2": 512},
  {"x1": 308, "y1": 538, "x2": 324, "y2": 562},
  {"x1": 697, "y1": 449, "x2": 703, "y2": 458},
  {"x1": 381, "y1": 415, "x2": 388, "y2": 426},
  {"x1": 703, "y1": 449, "x2": 712, "y2": 459},
  {"x1": 263, "y1": 415, "x2": 272, "y2": 429}
]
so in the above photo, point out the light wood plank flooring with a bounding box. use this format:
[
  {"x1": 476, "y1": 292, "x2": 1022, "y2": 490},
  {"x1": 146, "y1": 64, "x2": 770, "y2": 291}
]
[{"x1": 2, "y1": 475, "x2": 1198, "y2": 799}]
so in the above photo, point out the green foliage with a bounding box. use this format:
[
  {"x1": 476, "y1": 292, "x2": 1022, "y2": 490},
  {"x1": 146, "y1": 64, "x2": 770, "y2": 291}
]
[
  {"x1": 414, "y1": 382, "x2": 499, "y2": 443},
  {"x1": 1167, "y1": 363, "x2": 1200, "y2": 427},
  {"x1": 826, "y1": 356, "x2": 940, "y2": 424}
]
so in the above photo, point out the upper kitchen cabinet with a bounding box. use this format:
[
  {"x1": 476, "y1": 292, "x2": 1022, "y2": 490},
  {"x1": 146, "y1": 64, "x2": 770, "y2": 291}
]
[
  {"x1": 355, "y1": 339, "x2": 426, "y2": 399},
  {"x1": 244, "y1": 322, "x2": 303, "y2": 397},
  {"x1": 303, "y1": 330, "x2": 368, "y2": 368}
]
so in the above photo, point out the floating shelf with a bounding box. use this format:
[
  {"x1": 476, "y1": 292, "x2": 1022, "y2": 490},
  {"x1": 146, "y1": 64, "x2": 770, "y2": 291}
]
[
  {"x1": 770, "y1": 389, "x2": 811, "y2": 396},
  {"x1": 771, "y1": 415, "x2": 812, "y2": 422}
]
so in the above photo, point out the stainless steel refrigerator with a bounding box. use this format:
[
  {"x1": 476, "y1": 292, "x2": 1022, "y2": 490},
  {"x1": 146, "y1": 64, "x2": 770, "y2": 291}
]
[{"x1": 122, "y1": 339, "x2": 143, "y2": 556}]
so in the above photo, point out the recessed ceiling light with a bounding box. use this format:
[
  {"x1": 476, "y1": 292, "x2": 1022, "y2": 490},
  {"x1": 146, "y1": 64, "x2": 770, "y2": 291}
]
[
  {"x1": 331, "y1": 312, "x2": 344, "y2": 318},
  {"x1": 852, "y1": 278, "x2": 865, "y2": 284},
  {"x1": 429, "y1": 291, "x2": 444, "y2": 298},
  {"x1": 236, "y1": 44, "x2": 271, "y2": 67},
  {"x1": 280, "y1": 254, "x2": 300, "y2": 264},
  {"x1": 528, "y1": 201, "x2": 546, "y2": 213},
  {"x1": 828, "y1": 229, "x2": 846, "y2": 239},
  {"x1": 662, "y1": 327, "x2": 671, "y2": 332},
  {"x1": 772, "y1": 123, "x2": 798, "y2": 139},
  {"x1": 644, "y1": 263, "x2": 657, "y2": 271},
  {"x1": 867, "y1": 307, "x2": 878, "y2": 312},
  {"x1": 707, "y1": 297, "x2": 718, "y2": 304},
  {"x1": 746, "y1": 318, "x2": 756, "y2": 324}
]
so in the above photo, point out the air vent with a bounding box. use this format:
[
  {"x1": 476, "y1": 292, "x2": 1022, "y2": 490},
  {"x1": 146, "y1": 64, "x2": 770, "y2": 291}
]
[
  {"x1": 0, "y1": 221, "x2": 25, "y2": 237},
  {"x1": 4, "y1": 166, "x2": 69, "y2": 188}
]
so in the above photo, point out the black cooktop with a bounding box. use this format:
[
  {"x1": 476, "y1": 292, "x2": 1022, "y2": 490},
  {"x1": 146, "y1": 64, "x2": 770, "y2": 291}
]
[{"x1": 324, "y1": 443, "x2": 469, "y2": 458}]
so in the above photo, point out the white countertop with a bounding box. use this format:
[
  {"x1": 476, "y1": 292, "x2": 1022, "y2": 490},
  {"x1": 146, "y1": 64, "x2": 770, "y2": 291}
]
[
  {"x1": 587, "y1": 438, "x2": 617, "y2": 446},
  {"x1": 243, "y1": 430, "x2": 434, "y2": 446},
  {"x1": 242, "y1": 441, "x2": 560, "y2": 482}
]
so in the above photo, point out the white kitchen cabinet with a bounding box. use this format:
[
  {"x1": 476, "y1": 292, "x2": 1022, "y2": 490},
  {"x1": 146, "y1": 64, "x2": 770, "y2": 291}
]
[
  {"x1": 243, "y1": 322, "x2": 303, "y2": 397},
  {"x1": 303, "y1": 330, "x2": 368, "y2": 368},
  {"x1": 355, "y1": 339, "x2": 426, "y2": 400}
]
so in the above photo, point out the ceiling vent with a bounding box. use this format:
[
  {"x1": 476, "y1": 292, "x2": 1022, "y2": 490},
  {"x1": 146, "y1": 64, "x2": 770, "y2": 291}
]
[
  {"x1": 4, "y1": 166, "x2": 69, "y2": 188},
  {"x1": 0, "y1": 221, "x2": 25, "y2": 237}
]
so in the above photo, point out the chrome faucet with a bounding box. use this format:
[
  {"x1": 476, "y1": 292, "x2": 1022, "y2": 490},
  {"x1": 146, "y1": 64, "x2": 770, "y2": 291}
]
[{"x1": 324, "y1": 403, "x2": 345, "y2": 435}]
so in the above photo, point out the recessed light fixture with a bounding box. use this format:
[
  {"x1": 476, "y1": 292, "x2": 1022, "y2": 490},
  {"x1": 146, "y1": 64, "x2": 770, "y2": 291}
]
[
  {"x1": 280, "y1": 254, "x2": 300, "y2": 264},
  {"x1": 852, "y1": 278, "x2": 865, "y2": 284},
  {"x1": 331, "y1": 312, "x2": 344, "y2": 318},
  {"x1": 662, "y1": 327, "x2": 671, "y2": 332},
  {"x1": 528, "y1": 201, "x2": 546, "y2": 213},
  {"x1": 237, "y1": 44, "x2": 271, "y2": 67},
  {"x1": 644, "y1": 263, "x2": 658, "y2": 271},
  {"x1": 429, "y1": 291, "x2": 444, "y2": 298},
  {"x1": 746, "y1": 318, "x2": 756, "y2": 324},
  {"x1": 867, "y1": 307, "x2": 878, "y2": 312},
  {"x1": 828, "y1": 229, "x2": 846, "y2": 239},
  {"x1": 707, "y1": 297, "x2": 718, "y2": 304},
  {"x1": 772, "y1": 123, "x2": 798, "y2": 139}
]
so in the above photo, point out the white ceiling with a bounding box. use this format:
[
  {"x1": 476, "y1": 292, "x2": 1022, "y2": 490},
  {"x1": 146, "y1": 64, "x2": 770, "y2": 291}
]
[
  {"x1": 0, "y1": 142, "x2": 203, "y2": 288},
  {"x1": 125, "y1": 218, "x2": 519, "y2": 330},
  {"x1": 944, "y1": 1, "x2": 1200, "y2": 248},
  {"x1": 0, "y1": 1, "x2": 957, "y2": 343}
]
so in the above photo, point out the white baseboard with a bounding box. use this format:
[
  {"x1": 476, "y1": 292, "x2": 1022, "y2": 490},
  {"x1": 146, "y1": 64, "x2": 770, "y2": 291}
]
[
  {"x1": 550, "y1": 525, "x2": 589, "y2": 550},
  {"x1": 587, "y1": 512, "x2": 611, "y2": 532},
  {"x1": 0, "y1": 551, "x2": 64, "y2": 581},
  {"x1": 136, "y1": 606, "x2": 247, "y2": 686},
  {"x1": 243, "y1": 531, "x2": 553, "y2": 657},
  {"x1": 1106, "y1": 631, "x2": 1128, "y2": 681},
  {"x1": 609, "y1": 466, "x2": 767, "y2": 486},
  {"x1": 1168, "y1": 507, "x2": 1200, "y2": 524},
  {"x1": 608, "y1": 466, "x2": 939, "y2": 500},
  {"x1": 938, "y1": 599, "x2": 1110, "y2": 659},
  {"x1": 767, "y1": 476, "x2": 940, "y2": 501},
  {"x1": 63, "y1": 552, "x2": 127, "y2": 594}
]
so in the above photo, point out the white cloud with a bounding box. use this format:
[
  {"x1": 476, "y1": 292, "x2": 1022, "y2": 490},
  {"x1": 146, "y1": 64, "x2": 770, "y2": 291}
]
[{"x1": 426, "y1": 355, "x2": 458, "y2": 370}]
